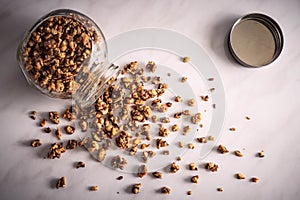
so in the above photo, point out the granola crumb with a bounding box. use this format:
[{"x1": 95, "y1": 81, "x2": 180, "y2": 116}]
[
  {"x1": 212, "y1": 103, "x2": 216, "y2": 109},
  {"x1": 189, "y1": 163, "x2": 198, "y2": 171},
  {"x1": 76, "y1": 161, "x2": 86, "y2": 168},
  {"x1": 234, "y1": 150, "x2": 244, "y2": 157},
  {"x1": 152, "y1": 171, "x2": 162, "y2": 179},
  {"x1": 258, "y1": 150, "x2": 265, "y2": 158},
  {"x1": 116, "y1": 176, "x2": 123, "y2": 180},
  {"x1": 246, "y1": 116, "x2": 251, "y2": 120},
  {"x1": 181, "y1": 77, "x2": 188, "y2": 83},
  {"x1": 55, "y1": 128, "x2": 62, "y2": 140},
  {"x1": 31, "y1": 139, "x2": 42, "y2": 147},
  {"x1": 208, "y1": 78, "x2": 214, "y2": 81},
  {"x1": 176, "y1": 156, "x2": 181, "y2": 161},
  {"x1": 40, "y1": 119, "x2": 47, "y2": 127},
  {"x1": 236, "y1": 173, "x2": 245, "y2": 179},
  {"x1": 170, "y1": 162, "x2": 180, "y2": 173},
  {"x1": 188, "y1": 143, "x2": 195, "y2": 149},
  {"x1": 208, "y1": 135, "x2": 215, "y2": 141},
  {"x1": 187, "y1": 190, "x2": 192, "y2": 195},
  {"x1": 161, "y1": 186, "x2": 171, "y2": 194},
  {"x1": 65, "y1": 125, "x2": 75, "y2": 134},
  {"x1": 182, "y1": 57, "x2": 190, "y2": 63},
  {"x1": 250, "y1": 177, "x2": 259, "y2": 183},
  {"x1": 171, "y1": 124, "x2": 179, "y2": 132},
  {"x1": 43, "y1": 127, "x2": 51, "y2": 133},
  {"x1": 30, "y1": 111, "x2": 37, "y2": 120},
  {"x1": 178, "y1": 141, "x2": 184, "y2": 148},
  {"x1": 182, "y1": 110, "x2": 191, "y2": 115},
  {"x1": 132, "y1": 183, "x2": 141, "y2": 194},
  {"x1": 56, "y1": 177, "x2": 66, "y2": 189},
  {"x1": 210, "y1": 88, "x2": 216, "y2": 92},
  {"x1": 137, "y1": 165, "x2": 147, "y2": 178},
  {"x1": 191, "y1": 175, "x2": 199, "y2": 183},
  {"x1": 229, "y1": 127, "x2": 236, "y2": 131},
  {"x1": 167, "y1": 73, "x2": 171, "y2": 76},
  {"x1": 191, "y1": 113, "x2": 202, "y2": 124},
  {"x1": 188, "y1": 98, "x2": 195, "y2": 106},
  {"x1": 146, "y1": 61, "x2": 157, "y2": 73},
  {"x1": 162, "y1": 150, "x2": 170, "y2": 155},
  {"x1": 90, "y1": 186, "x2": 99, "y2": 191},
  {"x1": 218, "y1": 145, "x2": 229, "y2": 154},
  {"x1": 201, "y1": 95, "x2": 209, "y2": 101},
  {"x1": 183, "y1": 126, "x2": 191, "y2": 135},
  {"x1": 197, "y1": 137, "x2": 207, "y2": 143},
  {"x1": 206, "y1": 162, "x2": 218, "y2": 172},
  {"x1": 217, "y1": 187, "x2": 224, "y2": 192},
  {"x1": 173, "y1": 112, "x2": 182, "y2": 119},
  {"x1": 174, "y1": 96, "x2": 182, "y2": 102},
  {"x1": 49, "y1": 111, "x2": 59, "y2": 124},
  {"x1": 156, "y1": 139, "x2": 168, "y2": 149}
]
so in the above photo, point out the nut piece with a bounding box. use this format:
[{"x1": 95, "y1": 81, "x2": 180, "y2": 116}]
[
  {"x1": 173, "y1": 112, "x2": 182, "y2": 119},
  {"x1": 90, "y1": 186, "x2": 99, "y2": 191},
  {"x1": 201, "y1": 95, "x2": 209, "y2": 101},
  {"x1": 161, "y1": 186, "x2": 171, "y2": 194},
  {"x1": 171, "y1": 124, "x2": 179, "y2": 132},
  {"x1": 258, "y1": 150, "x2": 265, "y2": 158},
  {"x1": 49, "y1": 112, "x2": 59, "y2": 124},
  {"x1": 159, "y1": 126, "x2": 169, "y2": 137},
  {"x1": 235, "y1": 150, "x2": 244, "y2": 157},
  {"x1": 236, "y1": 173, "x2": 245, "y2": 179},
  {"x1": 250, "y1": 177, "x2": 259, "y2": 183},
  {"x1": 217, "y1": 187, "x2": 224, "y2": 192},
  {"x1": 152, "y1": 171, "x2": 162, "y2": 179},
  {"x1": 76, "y1": 161, "x2": 86, "y2": 168},
  {"x1": 137, "y1": 165, "x2": 147, "y2": 178},
  {"x1": 31, "y1": 139, "x2": 42, "y2": 147},
  {"x1": 182, "y1": 57, "x2": 190, "y2": 63},
  {"x1": 40, "y1": 119, "x2": 47, "y2": 127},
  {"x1": 188, "y1": 98, "x2": 195, "y2": 106},
  {"x1": 191, "y1": 113, "x2": 202, "y2": 124},
  {"x1": 170, "y1": 162, "x2": 180, "y2": 173},
  {"x1": 218, "y1": 145, "x2": 229, "y2": 154},
  {"x1": 132, "y1": 183, "x2": 141, "y2": 194},
  {"x1": 189, "y1": 163, "x2": 198, "y2": 171},
  {"x1": 206, "y1": 162, "x2": 219, "y2": 172},
  {"x1": 56, "y1": 177, "x2": 66, "y2": 189},
  {"x1": 191, "y1": 175, "x2": 199, "y2": 183},
  {"x1": 197, "y1": 137, "x2": 207, "y2": 143},
  {"x1": 65, "y1": 125, "x2": 75, "y2": 134}
]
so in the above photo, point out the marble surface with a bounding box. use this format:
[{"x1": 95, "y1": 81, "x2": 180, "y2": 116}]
[{"x1": 0, "y1": 0, "x2": 300, "y2": 199}]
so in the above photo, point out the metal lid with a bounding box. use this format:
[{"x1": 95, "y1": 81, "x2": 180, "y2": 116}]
[{"x1": 228, "y1": 13, "x2": 284, "y2": 67}]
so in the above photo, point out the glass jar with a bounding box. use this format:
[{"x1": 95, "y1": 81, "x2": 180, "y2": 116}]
[{"x1": 17, "y1": 9, "x2": 119, "y2": 107}]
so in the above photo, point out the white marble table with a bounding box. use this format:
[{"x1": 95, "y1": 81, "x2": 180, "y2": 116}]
[{"x1": 0, "y1": 0, "x2": 299, "y2": 199}]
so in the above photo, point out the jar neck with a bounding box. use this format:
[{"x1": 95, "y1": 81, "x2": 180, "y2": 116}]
[{"x1": 73, "y1": 63, "x2": 120, "y2": 108}]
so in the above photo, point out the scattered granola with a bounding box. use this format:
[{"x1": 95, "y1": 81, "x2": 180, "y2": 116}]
[
  {"x1": 160, "y1": 117, "x2": 170, "y2": 123},
  {"x1": 76, "y1": 161, "x2": 86, "y2": 168},
  {"x1": 201, "y1": 95, "x2": 209, "y2": 101},
  {"x1": 161, "y1": 186, "x2": 171, "y2": 194},
  {"x1": 182, "y1": 57, "x2": 190, "y2": 63},
  {"x1": 183, "y1": 126, "x2": 191, "y2": 135},
  {"x1": 49, "y1": 112, "x2": 59, "y2": 124},
  {"x1": 189, "y1": 163, "x2": 198, "y2": 171},
  {"x1": 188, "y1": 143, "x2": 195, "y2": 149},
  {"x1": 197, "y1": 137, "x2": 207, "y2": 143},
  {"x1": 152, "y1": 171, "x2": 162, "y2": 179},
  {"x1": 65, "y1": 125, "x2": 75, "y2": 134},
  {"x1": 250, "y1": 177, "x2": 259, "y2": 183},
  {"x1": 171, "y1": 124, "x2": 179, "y2": 132},
  {"x1": 66, "y1": 139, "x2": 77, "y2": 150},
  {"x1": 188, "y1": 98, "x2": 195, "y2": 106},
  {"x1": 132, "y1": 183, "x2": 141, "y2": 194},
  {"x1": 48, "y1": 143, "x2": 66, "y2": 159},
  {"x1": 156, "y1": 139, "x2": 168, "y2": 149},
  {"x1": 170, "y1": 162, "x2": 180, "y2": 173},
  {"x1": 181, "y1": 77, "x2": 188, "y2": 83},
  {"x1": 236, "y1": 173, "x2": 245, "y2": 179},
  {"x1": 43, "y1": 127, "x2": 51, "y2": 133},
  {"x1": 31, "y1": 139, "x2": 42, "y2": 147},
  {"x1": 55, "y1": 128, "x2": 62, "y2": 140},
  {"x1": 206, "y1": 162, "x2": 219, "y2": 172},
  {"x1": 159, "y1": 126, "x2": 169, "y2": 137},
  {"x1": 90, "y1": 186, "x2": 99, "y2": 191},
  {"x1": 174, "y1": 96, "x2": 182, "y2": 102},
  {"x1": 146, "y1": 61, "x2": 157, "y2": 73},
  {"x1": 235, "y1": 150, "x2": 244, "y2": 157},
  {"x1": 173, "y1": 112, "x2": 182, "y2": 119},
  {"x1": 191, "y1": 113, "x2": 202, "y2": 124},
  {"x1": 217, "y1": 187, "x2": 224, "y2": 192},
  {"x1": 191, "y1": 175, "x2": 199, "y2": 183},
  {"x1": 258, "y1": 150, "x2": 265, "y2": 158},
  {"x1": 229, "y1": 127, "x2": 236, "y2": 131},
  {"x1": 137, "y1": 165, "x2": 147, "y2": 178},
  {"x1": 218, "y1": 145, "x2": 229, "y2": 154},
  {"x1": 56, "y1": 177, "x2": 66, "y2": 189},
  {"x1": 40, "y1": 119, "x2": 47, "y2": 127},
  {"x1": 30, "y1": 111, "x2": 37, "y2": 120}
]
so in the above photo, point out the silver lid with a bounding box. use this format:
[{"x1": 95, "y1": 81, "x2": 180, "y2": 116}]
[{"x1": 228, "y1": 13, "x2": 283, "y2": 67}]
